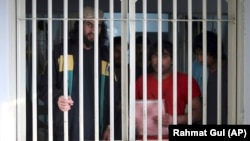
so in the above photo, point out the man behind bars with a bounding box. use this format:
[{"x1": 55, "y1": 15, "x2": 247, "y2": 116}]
[
  {"x1": 193, "y1": 31, "x2": 228, "y2": 124},
  {"x1": 135, "y1": 40, "x2": 202, "y2": 140},
  {"x1": 38, "y1": 6, "x2": 121, "y2": 141},
  {"x1": 135, "y1": 35, "x2": 151, "y2": 80}
]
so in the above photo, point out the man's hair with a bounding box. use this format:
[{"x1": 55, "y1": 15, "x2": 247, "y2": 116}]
[
  {"x1": 148, "y1": 40, "x2": 173, "y2": 60},
  {"x1": 114, "y1": 36, "x2": 122, "y2": 47},
  {"x1": 99, "y1": 22, "x2": 108, "y2": 47},
  {"x1": 193, "y1": 31, "x2": 225, "y2": 59}
]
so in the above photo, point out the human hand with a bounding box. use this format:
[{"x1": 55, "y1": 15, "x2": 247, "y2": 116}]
[
  {"x1": 57, "y1": 96, "x2": 74, "y2": 112},
  {"x1": 162, "y1": 113, "x2": 173, "y2": 127},
  {"x1": 102, "y1": 126, "x2": 110, "y2": 141},
  {"x1": 152, "y1": 113, "x2": 173, "y2": 127}
]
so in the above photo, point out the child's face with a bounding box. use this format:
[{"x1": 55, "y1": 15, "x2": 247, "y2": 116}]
[{"x1": 151, "y1": 49, "x2": 172, "y2": 74}]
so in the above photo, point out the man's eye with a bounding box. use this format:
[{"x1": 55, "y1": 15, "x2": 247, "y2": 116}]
[{"x1": 86, "y1": 22, "x2": 93, "y2": 27}]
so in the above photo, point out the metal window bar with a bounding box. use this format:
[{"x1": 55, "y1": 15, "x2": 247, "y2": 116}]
[
  {"x1": 172, "y1": 0, "x2": 178, "y2": 126},
  {"x1": 32, "y1": 0, "x2": 38, "y2": 141},
  {"x1": 227, "y1": 0, "x2": 237, "y2": 124},
  {"x1": 202, "y1": 0, "x2": 208, "y2": 125},
  {"x1": 121, "y1": 0, "x2": 129, "y2": 140},
  {"x1": 78, "y1": 0, "x2": 84, "y2": 140},
  {"x1": 157, "y1": 0, "x2": 163, "y2": 140},
  {"x1": 63, "y1": 0, "x2": 69, "y2": 141},
  {"x1": 217, "y1": 0, "x2": 222, "y2": 125},
  {"x1": 109, "y1": 0, "x2": 115, "y2": 140},
  {"x1": 47, "y1": 0, "x2": 53, "y2": 141},
  {"x1": 129, "y1": 0, "x2": 136, "y2": 140},
  {"x1": 187, "y1": 0, "x2": 193, "y2": 125},
  {"x1": 142, "y1": 0, "x2": 148, "y2": 140},
  {"x1": 94, "y1": 1, "x2": 100, "y2": 140}
]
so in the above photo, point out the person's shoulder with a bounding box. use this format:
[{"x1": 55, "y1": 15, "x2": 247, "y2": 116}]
[
  {"x1": 100, "y1": 45, "x2": 110, "y2": 59},
  {"x1": 53, "y1": 42, "x2": 64, "y2": 55},
  {"x1": 177, "y1": 72, "x2": 199, "y2": 79},
  {"x1": 136, "y1": 73, "x2": 153, "y2": 83},
  {"x1": 53, "y1": 42, "x2": 76, "y2": 57},
  {"x1": 177, "y1": 72, "x2": 193, "y2": 84},
  {"x1": 192, "y1": 60, "x2": 202, "y2": 69},
  {"x1": 101, "y1": 45, "x2": 109, "y2": 52}
]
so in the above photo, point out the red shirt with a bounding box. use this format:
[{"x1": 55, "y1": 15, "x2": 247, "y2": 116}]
[{"x1": 135, "y1": 72, "x2": 201, "y2": 139}]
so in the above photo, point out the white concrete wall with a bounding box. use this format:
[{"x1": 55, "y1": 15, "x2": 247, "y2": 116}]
[
  {"x1": 244, "y1": 0, "x2": 250, "y2": 124},
  {"x1": 0, "y1": 0, "x2": 16, "y2": 141}
]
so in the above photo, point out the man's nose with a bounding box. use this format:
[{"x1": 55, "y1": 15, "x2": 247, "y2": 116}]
[{"x1": 90, "y1": 27, "x2": 94, "y2": 33}]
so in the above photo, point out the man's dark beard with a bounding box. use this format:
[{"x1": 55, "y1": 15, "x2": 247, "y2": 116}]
[{"x1": 84, "y1": 36, "x2": 94, "y2": 47}]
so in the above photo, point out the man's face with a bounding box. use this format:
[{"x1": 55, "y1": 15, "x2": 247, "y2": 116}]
[
  {"x1": 151, "y1": 49, "x2": 172, "y2": 75},
  {"x1": 195, "y1": 48, "x2": 216, "y2": 68},
  {"x1": 114, "y1": 44, "x2": 121, "y2": 67},
  {"x1": 83, "y1": 20, "x2": 102, "y2": 46}
]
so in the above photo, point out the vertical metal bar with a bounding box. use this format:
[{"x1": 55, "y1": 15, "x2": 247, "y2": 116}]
[
  {"x1": 142, "y1": 0, "x2": 148, "y2": 140},
  {"x1": 172, "y1": 0, "x2": 178, "y2": 126},
  {"x1": 187, "y1": 0, "x2": 193, "y2": 125},
  {"x1": 109, "y1": 0, "x2": 115, "y2": 140},
  {"x1": 129, "y1": 0, "x2": 136, "y2": 140},
  {"x1": 63, "y1": 0, "x2": 69, "y2": 141},
  {"x1": 236, "y1": 0, "x2": 244, "y2": 124},
  {"x1": 202, "y1": 0, "x2": 208, "y2": 125},
  {"x1": 94, "y1": 1, "x2": 100, "y2": 140},
  {"x1": 217, "y1": 0, "x2": 222, "y2": 125},
  {"x1": 48, "y1": 0, "x2": 53, "y2": 141},
  {"x1": 157, "y1": 0, "x2": 163, "y2": 140},
  {"x1": 32, "y1": 0, "x2": 38, "y2": 140},
  {"x1": 79, "y1": 0, "x2": 84, "y2": 140},
  {"x1": 17, "y1": 0, "x2": 26, "y2": 140},
  {"x1": 227, "y1": 0, "x2": 237, "y2": 124},
  {"x1": 121, "y1": 0, "x2": 129, "y2": 140}
]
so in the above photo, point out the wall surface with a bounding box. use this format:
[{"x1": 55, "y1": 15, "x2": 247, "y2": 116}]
[
  {"x1": 244, "y1": 0, "x2": 250, "y2": 124},
  {"x1": 0, "y1": 0, "x2": 16, "y2": 141}
]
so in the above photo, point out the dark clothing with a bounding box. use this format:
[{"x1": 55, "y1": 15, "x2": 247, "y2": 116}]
[
  {"x1": 136, "y1": 66, "x2": 142, "y2": 80},
  {"x1": 207, "y1": 63, "x2": 228, "y2": 124},
  {"x1": 38, "y1": 39, "x2": 121, "y2": 140}
]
